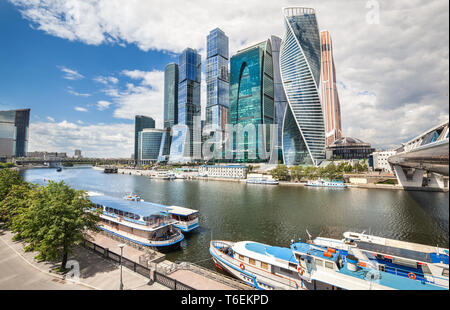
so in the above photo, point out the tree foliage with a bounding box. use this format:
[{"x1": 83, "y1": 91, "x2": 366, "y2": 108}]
[{"x1": 270, "y1": 165, "x2": 290, "y2": 181}]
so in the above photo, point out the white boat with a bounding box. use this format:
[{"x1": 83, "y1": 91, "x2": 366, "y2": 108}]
[
  {"x1": 166, "y1": 206, "x2": 200, "y2": 233},
  {"x1": 246, "y1": 174, "x2": 279, "y2": 185},
  {"x1": 209, "y1": 233, "x2": 448, "y2": 290},
  {"x1": 149, "y1": 171, "x2": 171, "y2": 180},
  {"x1": 305, "y1": 179, "x2": 346, "y2": 188},
  {"x1": 90, "y1": 195, "x2": 184, "y2": 249},
  {"x1": 122, "y1": 192, "x2": 144, "y2": 201}
]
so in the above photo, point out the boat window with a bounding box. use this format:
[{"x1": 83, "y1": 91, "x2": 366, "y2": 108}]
[
  {"x1": 249, "y1": 258, "x2": 256, "y2": 265},
  {"x1": 239, "y1": 254, "x2": 245, "y2": 261},
  {"x1": 443, "y1": 268, "x2": 449, "y2": 277},
  {"x1": 315, "y1": 259, "x2": 323, "y2": 267},
  {"x1": 325, "y1": 261, "x2": 334, "y2": 269},
  {"x1": 261, "y1": 262, "x2": 269, "y2": 270}
]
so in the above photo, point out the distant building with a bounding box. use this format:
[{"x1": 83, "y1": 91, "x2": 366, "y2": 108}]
[
  {"x1": 326, "y1": 137, "x2": 375, "y2": 160},
  {"x1": 320, "y1": 30, "x2": 343, "y2": 147},
  {"x1": 371, "y1": 150, "x2": 397, "y2": 173},
  {"x1": 229, "y1": 39, "x2": 274, "y2": 163},
  {"x1": 164, "y1": 63, "x2": 179, "y2": 129},
  {"x1": 27, "y1": 151, "x2": 67, "y2": 159},
  {"x1": 134, "y1": 115, "x2": 155, "y2": 162},
  {"x1": 74, "y1": 149, "x2": 82, "y2": 158},
  {"x1": 137, "y1": 128, "x2": 171, "y2": 165},
  {"x1": 198, "y1": 165, "x2": 248, "y2": 179},
  {"x1": 0, "y1": 109, "x2": 30, "y2": 159}
]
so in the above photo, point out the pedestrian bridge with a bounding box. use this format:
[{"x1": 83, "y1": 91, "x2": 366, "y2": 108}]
[{"x1": 388, "y1": 120, "x2": 449, "y2": 190}]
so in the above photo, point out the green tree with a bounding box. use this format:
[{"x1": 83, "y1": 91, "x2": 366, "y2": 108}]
[
  {"x1": 0, "y1": 182, "x2": 35, "y2": 227},
  {"x1": 0, "y1": 169, "x2": 24, "y2": 201},
  {"x1": 303, "y1": 166, "x2": 317, "y2": 180},
  {"x1": 289, "y1": 166, "x2": 304, "y2": 182},
  {"x1": 271, "y1": 165, "x2": 290, "y2": 181},
  {"x1": 11, "y1": 181, "x2": 101, "y2": 270}
]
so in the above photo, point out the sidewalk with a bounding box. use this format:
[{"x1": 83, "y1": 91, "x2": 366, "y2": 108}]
[{"x1": 0, "y1": 229, "x2": 169, "y2": 290}]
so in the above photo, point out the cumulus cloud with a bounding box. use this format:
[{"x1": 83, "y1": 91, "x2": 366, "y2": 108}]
[
  {"x1": 28, "y1": 120, "x2": 133, "y2": 158},
  {"x1": 74, "y1": 106, "x2": 88, "y2": 112},
  {"x1": 58, "y1": 65, "x2": 84, "y2": 80},
  {"x1": 11, "y1": 0, "x2": 449, "y2": 149},
  {"x1": 93, "y1": 75, "x2": 119, "y2": 85},
  {"x1": 97, "y1": 100, "x2": 112, "y2": 111}
]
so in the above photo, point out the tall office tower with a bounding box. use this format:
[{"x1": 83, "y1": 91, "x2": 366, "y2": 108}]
[
  {"x1": 270, "y1": 35, "x2": 288, "y2": 163},
  {"x1": 229, "y1": 39, "x2": 275, "y2": 162},
  {"x1": 320, "y1": 30, "x2": 343, "y2": 147},
  {"x1": 177, "y1": 47, "x2": 201, "y2": 160},
  {"x1": 206, "y1": 28, "x2": 229, "y2": 138},
  {"x1": 0, "y1": 108, "x2": 30, "y2": 158},
  {"x1": 280, "y1": 7, "x2": 326, "y2": 166},
  {"x1": 164, "y1": 63, "x2": 179, "y2": 129},
  {"x1": 137, "y1": 128, "x2": 171, "y2": 165},
  {"x1": 134, "y1": 115, "x2": 155, "y2": 162}
]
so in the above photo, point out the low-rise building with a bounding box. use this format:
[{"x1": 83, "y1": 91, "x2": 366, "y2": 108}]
[
  {"x1": 371, "y1": 150, "x2": 396, "y2": 173},
  {"x1": 199, "y1": 165, "x2": 248, "y2": 179}
]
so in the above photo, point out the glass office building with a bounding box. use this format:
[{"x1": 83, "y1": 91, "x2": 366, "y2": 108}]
[
  {"x1": 0, "y1": 109, "x2": 30, "y2": 159},
  {"x1": 134, "y1": 115, "x2": 155, "y2": 162},
  {"x1": 164, "y1": 63, "x2": 179, "y2": 129},
  {"x1": 177, "y1": 48, "x2": 202, "y2": 160},
  {"x1": 229, "y1": 39, "x2": 275, "y2": 162},
  {"x1": 280, "y1": 7, "x2": 326, "y2": 166},
  {"x1": 137, "y1": 128, "x2": 170, "y2": 165}
]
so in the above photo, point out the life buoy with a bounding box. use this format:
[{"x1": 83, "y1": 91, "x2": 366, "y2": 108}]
[
  {"x1": 240, "y1": 263, "x2": 245, "y2": 270},
  {"x1": 408, "y1": 272, "x2": 416, "y2": 280},
  {"x1": 298, "y1": 266, "x2": 304, "y2": 275}
]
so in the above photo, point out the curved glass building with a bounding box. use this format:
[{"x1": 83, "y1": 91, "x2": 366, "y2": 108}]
[{"x1": 280, "y1": 7, "x2": 326, "y2": 166}]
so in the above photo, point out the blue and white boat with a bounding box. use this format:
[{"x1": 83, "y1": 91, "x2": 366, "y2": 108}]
[
  {"x1": 210, "y1": 232, "x2": 448, "y2": 290},
  {"x1": 246, "y1": 174, "x2": 279, "y2": 185},
  {"x1": 122, "y1": 192, "x2": 144, "y2": 201},
  {"x1": 166, "y1": 206, "x2": 200, "y2": 233},
  {"x1": 90, "y1": 195, "x2": 184, "y2": 249},
  {"x1": 305, "y1": 179, "x2": 346, "y2": 188}
]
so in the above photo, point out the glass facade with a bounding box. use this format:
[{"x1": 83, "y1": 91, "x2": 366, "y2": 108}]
[
  {"x1": 134, "y1": 115, "x2": 155, "y2": 161},
  {"x1": 137, "y1": 129, "x2": 169, "y2": 164},
  {"x1": 280, "y1": 7, "x2": 325, "y2": 166},
  {"x1": 0, "y1": 109, "x2": 29, "y2": 158},
  {"x1": 229, "y1": 39, "x2": 274, "y2": 162},
  {"x1": 164, "y1": 63, "x2": 179, "y2": 129},
  {"x1": 178, "y1": 48, "x2": 201, "y2": 160}
]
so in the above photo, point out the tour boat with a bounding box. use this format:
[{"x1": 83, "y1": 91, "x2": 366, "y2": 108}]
[
  {"x1": 246, "y1": 174, "x2": 279, "y2": 185},
  {"x1": 90, "y1": 195, "x2": 184, "y2": 249},
  {"x1": 305, "y1": 179, "x2": 346, "y2": 188},
  {"x1": 149, "y1": 171, "x2": 171, "y2": 180},
  {"x1": 122, "y1": 192, "x2": 144, "y2": 201},
  {"x1": 209, "y1": 233, "x2": 448, "y2": 290},
  {"x1": 166, "y1": 206, "x2": 200, "y2": 233}
]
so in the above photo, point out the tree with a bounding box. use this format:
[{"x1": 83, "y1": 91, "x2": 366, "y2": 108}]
[
  {"x1": 271, "y1": 165, "x2": 290, "y2": 181},
  {"x1": 0, "y1": 182, "x2": 35, "y2": 227},
  {"x1": 289, "y1": 166, "x2": 304, "y2": 182},
  {"x1": 303, "y1": 166, "x2": 317, "y2": 180},
  {"x1": 0, "y1": 169, "x2": 24, "y2": 202},
  {"x1": 11, "y1": 181, "x2": 101, "y2": 270}
]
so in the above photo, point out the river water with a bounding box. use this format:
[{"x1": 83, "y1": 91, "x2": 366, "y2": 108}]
[{"x1": 20, "y1": 166, "x2": 449, "y2": 270}]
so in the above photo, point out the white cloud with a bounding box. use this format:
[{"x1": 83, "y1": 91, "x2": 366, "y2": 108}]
[
  {"x1": 11, "y1": 0, "x2": 449, "y2": 149},
  {"x1": 93, "y1": 75, "x2": 119, "y2": 85},
  {"x1": 58, "y1": 65, "x2": 84, "y2": 80},
  {"x1": 74, "y1": 106, "x2": 88, "y2": 112},
  {"x1": 97, "y1": 100, "x2": 112, "y2": 111},
  {"x1": 28, "y1": 120, "x2": 133, "y2": 158},
  {"x1": 46, "y1": 116, "x2": 55, "y2": 122},
  {"x1": 67, "y1": 86, "x2": 91, "y2": 97}
]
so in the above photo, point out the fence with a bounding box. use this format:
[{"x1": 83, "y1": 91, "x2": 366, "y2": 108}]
[{"x1": 82, "y1": 239, "x2": 195, "y2": 290}]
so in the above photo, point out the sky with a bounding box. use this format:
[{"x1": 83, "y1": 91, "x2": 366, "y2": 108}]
[{"x1": 0, "y1": 0, "x2": 448, "y2": 158}]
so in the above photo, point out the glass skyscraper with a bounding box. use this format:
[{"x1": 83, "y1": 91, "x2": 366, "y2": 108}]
[
  {"x1": 175, "y1": 47, "x2": 201, "y2": 160},
  {"x1": 0, "y1": 108, "x2": 30, "y2": 158},
  {"x1": 164, "y1": 63, "x2": 179, "y2": 129},
  {"x1": 137, "y1": 128, "x2": 170, "y2": 165},
  {"x1": 280, "y1": 7, "x2": 326, "y2": 166},
  {"x1": 206, "y1": 28, "x2": 229, "y2": 133},
  {"x1": 229, "y1": 39, "x2": 275, "y2": 162},
  {"x1": 134, "y1": 115, "x2": 155, "y2": 162}
]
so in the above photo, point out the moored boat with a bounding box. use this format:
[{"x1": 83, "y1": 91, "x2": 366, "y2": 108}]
[
  {"x1": 305, "y1": 179, "x2": 346, "y2": 188},
  {"x1": 246, "y1": 174, "x2": 279, "y2": 185},
  {"x1": 209, "y1": 233, "x2": 448, "y2": 290},
  {"x1": 122, "y1": 192, "x2": 144, "y2": 201},
  {"x1": 166, "y1": 206, "x2": 200, "y2": 233},
  {"x1": 90, "y1": 195, "x2": 184, "y2": 249}
]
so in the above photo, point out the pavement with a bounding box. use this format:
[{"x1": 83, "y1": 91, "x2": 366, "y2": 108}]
[{"x1": 0, "y1": 229, "x2": 169, "y2": 290}]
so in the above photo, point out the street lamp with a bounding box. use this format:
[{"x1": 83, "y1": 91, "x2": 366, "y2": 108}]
[{"x1": 118, "y1": 243, "x2": 126, "y2": 290}]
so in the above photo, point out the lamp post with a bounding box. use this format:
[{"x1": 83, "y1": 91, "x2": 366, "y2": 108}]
[{"x1": 118, "y1": 243, "x2": 126, "y2": 290}]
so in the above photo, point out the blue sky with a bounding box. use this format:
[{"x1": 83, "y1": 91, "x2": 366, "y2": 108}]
[{"x1": 1, "y1": 0, "x2": 448, "y2": 157}]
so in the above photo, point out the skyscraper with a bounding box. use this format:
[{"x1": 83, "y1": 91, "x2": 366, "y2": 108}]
[
  {"x1": 320, "y1": 30, "x2": 343, "y2": 147},
  {"x1": 175, "y1": 47, "x2": 201, "y2": 160},
  {"x1": 270, "y1": 35, "x2": 288, "y2": 163},
  {"x1": 206, "y1": 28, "x2": 229, "y2": 135},
  {"x1": 280, "y1": 7, "x2": 326, "y2": 166},
  {"x1": 164, "y1": 63, "x2": 179, "y2": 129},
  {"x1": 0, "y1": 108, "x2": 30, "y2": 158},
  {"x1": 134, "y1": 115, "x2": 155, "y2": 162},
  {"x1": 229, "y1": 39, "x2": 275, "y2": 162}
]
